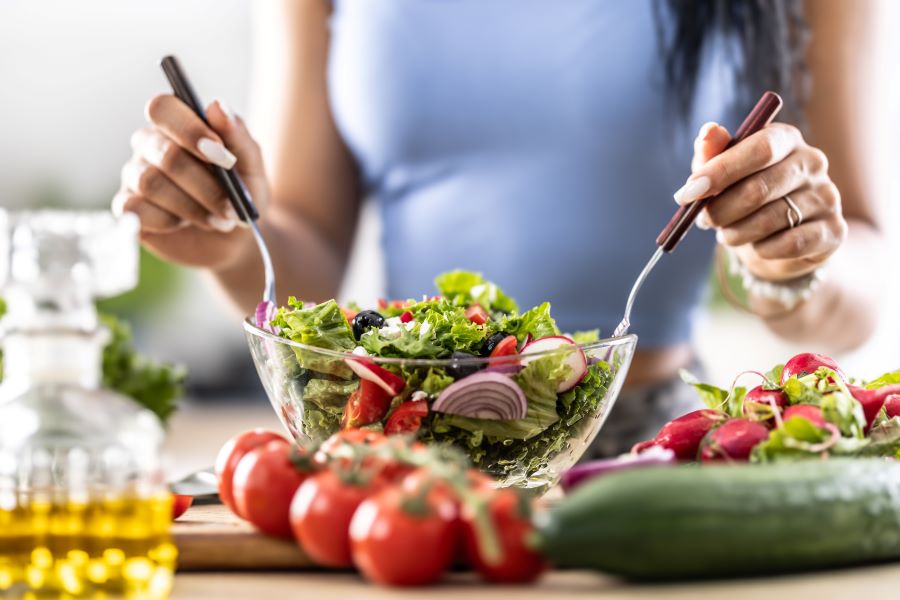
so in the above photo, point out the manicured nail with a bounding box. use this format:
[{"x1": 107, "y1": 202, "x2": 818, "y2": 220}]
[
  {"x1": 673, "y1": 175, "x2": 711, "y2": 205},
  {"x1": 208, "y1": 214, "x2": 237, "y2": 233},
  {"x1": 715, "y1": 229, "x2": 727, "y2": 245},
  {"x1": 215, "y1": 98, "x2": 237, "y2": 123},
  {"x1": 111, "y1": 193, "x2": 127, "y2": 217},
  {"x1": 223, "y1": 203, "x2": 239, "y2": 221},
  {"x1": 695, "y1": 212, "x2": 711, "y2": 230},
  {"x1": 197, "y1": 137, "x2": 237, "y2": 169},
  {"x1": 697, "y1": 121, "x2": 718, "y2": 142}
]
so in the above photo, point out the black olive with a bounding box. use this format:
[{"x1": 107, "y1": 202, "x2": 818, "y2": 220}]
[
  {"x1": 447, "y1": 351, "x2": 482, "y2": 379},
  {"x1": 481, "y1": 332, "x2": 510, "y2": 357},
  {"x1": 351, "y1": 310, "x2": 385, "y2": 339}
]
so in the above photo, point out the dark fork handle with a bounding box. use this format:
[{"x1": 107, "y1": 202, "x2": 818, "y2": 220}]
[{"x1": 656, "y1": 91, "x2": 783, "y2": 253}]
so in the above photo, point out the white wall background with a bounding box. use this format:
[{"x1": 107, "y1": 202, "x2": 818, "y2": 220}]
[{"x1": 0, "y1": 0, "x2": 897, "y2": 387}]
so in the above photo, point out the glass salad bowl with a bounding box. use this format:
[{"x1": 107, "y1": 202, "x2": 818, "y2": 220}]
[{"x1": 244, "y1": 319, "x2": 636, "y2": 490}]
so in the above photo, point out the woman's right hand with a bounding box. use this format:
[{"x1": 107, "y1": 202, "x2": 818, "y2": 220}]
[{"x1": 114, "y1": 95, "x2": 270, "y2": 269}]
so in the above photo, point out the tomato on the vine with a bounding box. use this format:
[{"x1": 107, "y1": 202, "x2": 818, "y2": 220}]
[
  {"x1": 461, "y1": 488, "x2": 547, "y2": 583},
  {"x1": 214, "y1": 429, "x2": 285, "y2": 515},
  {"x1": 290, "y1": 469, "x2": 387, "y2": 568},
  {"x1": 350, "y1": 485, "x2": 459, "y2": 586},
  {"x1": 231, "y1": 439, "x2": 312, "y2": 538}
]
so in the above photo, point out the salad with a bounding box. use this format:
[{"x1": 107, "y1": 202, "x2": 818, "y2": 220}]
[{"x1": 256, "y1": 271, "x2": 621, "y2": 482}]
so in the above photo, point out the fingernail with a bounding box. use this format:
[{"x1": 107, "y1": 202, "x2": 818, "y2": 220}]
[
  {"x1": 697, "y1": 121, "x2": 718, "y2": 142},
  {"x1": 673, "y1": 175, "x2": 711, "y2": 205},
  {"x1": 208, "y1": 214, "x2": 237, "y2": 233},
  {"x1": 696, "y1": 212, "x2": 711, "y2": 230},
  {"x1": 111, "y1": 193, "x2": 127, "y2": 217},
  {"x1": 198, "y1": 137, "x2": 237, "y2": 169},
  {"x1": 215, "y1": 98, "x2": 237, "y2": 123},
  {"x1": 716, "y1": 229, "x2": 727, "y2": 245}
]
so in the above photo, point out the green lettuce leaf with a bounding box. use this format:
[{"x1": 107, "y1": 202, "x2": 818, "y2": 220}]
[
  {"x1": 498, "y1": 302, "x2": 560, "y2": 343},
  {"x1": 570, "y1": 329, "x2": 601, "y2": 344},
  {"x1": 782, "y1": 377, "x2": 824, "y2": 405},
  {"x1": 303, "y1": 377, "x2": 358, "y2": 410},
  {"x1": 751, "y1": 416, "x2": 832, "y2": 462},
  {"x1": 851, "y1": 418, "x2": 900, "y2": 458},
  {"x1": 865, "y1": 370, "x2": 900, "y2": 390},
  {"x1": 273, "y1": 298, "x2": 356, "y2": 378},
  {"x1": 679, "y1": 370, "x2": 744, "y2": 417},
  {"x1": 818, "y1": 391, "x2": 867, "y2": 438},
  {"x1": 434, "y1": 270, "x2": 518, "y2": 314}
]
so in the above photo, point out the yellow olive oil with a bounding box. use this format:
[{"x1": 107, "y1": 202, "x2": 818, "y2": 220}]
[{"x1": 0, "y1": 494, "x2": 176, "y2": 599}]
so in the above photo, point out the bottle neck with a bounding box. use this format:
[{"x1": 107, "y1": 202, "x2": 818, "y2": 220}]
[{"x1": 3, "y1": 331, "x2": 103, "y2": 389}]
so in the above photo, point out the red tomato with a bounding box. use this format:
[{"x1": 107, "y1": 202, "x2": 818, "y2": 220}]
[
  {"x1": 384, "y1": 400, "x2": 429, "y2": 435},
  {"x1": 316, "y1": 428, "x2": 387, "y2": 463},
  {"x1": 461, "y1": 489, "x2": 548, "y2": 583},
  {"x1": 215, "y1": 429, "x2": 286, "y2": 515},
  {"x1": 489, "y1": 335, "x2": 519, "y2": 358},
  {"x1": 350, "y1": 485, "x2": 458, "y2": 586},
  {"x1": 290, "y1": 470, "x2": 385, "y2": 567},
  {"x1": 465, "y1": 304, "x2": 489, "y2": 325},
  {"x1": 340, "y1": 306, "x2": 358, "y2": 322},
  {"x1": 399, "y1": 311, "x2": 414, "y2": 323},
  {"x1": 231, "y1": 440, "x2": 310, "y2": 538},
  {"x1": 171, "y1": 494, "x2": 193, "y2": 520},
  {"x1": 342, "y1": 380, "x2": 393, "y2": 429}
]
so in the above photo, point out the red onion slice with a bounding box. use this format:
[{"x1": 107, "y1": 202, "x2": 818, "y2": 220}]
[
  {"x1": 432, "y1": 372, "x2": 527, "y2": 420},
  {"x1": 255, "y1": 300, "x2": 279, "y2": 334}
]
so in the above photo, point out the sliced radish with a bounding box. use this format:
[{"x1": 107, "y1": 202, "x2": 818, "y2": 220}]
[
  {"x1": 344, "y1": 358, "x2": 405, "y2": 396},
  {"x1": 465, "y1": 304, "x2": 489, "y2": 325},
  {"x1": 432, "y1": 372, "x2": 527, "y2": 420},
  {"x1": 520, "y1": 336, "x2": 587, "y2": 393}
]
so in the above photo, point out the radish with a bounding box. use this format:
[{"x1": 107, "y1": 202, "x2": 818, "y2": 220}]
[
  {"x1": 520, "y1": 336, "x2": 587, "y2": 393},
  {"x1": 885, "y1": 395, "x2": 900, "y2": 420},
  {"x1": 432, "y1": 371, "x2": 527, "y2": 420},
  {"x1": 781, "y1": 353, "x2": 845, "y2": 385},
  {"x1": 699, "y1": 419, "x2": 770, "y2": 462},
  {"x1": 848, "y1": 384, "x2": 900, "y2": 430},
  {"x1": 641, "y1": 409, "x2": 728, "y2": 461},
  {"x1": 344, "y1": 358, "x2": 406, "y2": 396},
  {"x1": 742, "y1": 386, "x2": 788, "y2": 423},
  {"x1": 782, "y1": 404, "x2": 827, "y2": 428}
]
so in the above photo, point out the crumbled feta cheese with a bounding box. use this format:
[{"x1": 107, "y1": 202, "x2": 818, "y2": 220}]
[
  {"x1": 352, "y1": 346, "x2": 369, "y2": 357},
  {"x1": 411, "y1": 390, "x2": 428, "y2": 402}
]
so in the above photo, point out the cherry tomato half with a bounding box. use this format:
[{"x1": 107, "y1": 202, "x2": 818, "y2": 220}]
[
  {"x1": 384, "y1": 400, "x2": 429, "y2": 435},
  {"x1": 172, "y1": 494, "x2": 193, "y2": 520},
  {"x1": 342, "y1": 379, "x2": 393, "y2": 429}
]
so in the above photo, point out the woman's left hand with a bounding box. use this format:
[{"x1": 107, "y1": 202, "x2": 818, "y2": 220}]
[{"x1": 675, "y1": 122, "x2": 847, "y2": 282}]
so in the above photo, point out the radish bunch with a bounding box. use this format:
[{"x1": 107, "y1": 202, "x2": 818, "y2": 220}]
[{"x1": 626, "y1": 353, "x2": 900, "y2": 464}]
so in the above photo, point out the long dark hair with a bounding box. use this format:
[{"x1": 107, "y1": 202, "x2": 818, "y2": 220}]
[{"x1": 654, "y1": 0, "x2": 809, "y2": 122}]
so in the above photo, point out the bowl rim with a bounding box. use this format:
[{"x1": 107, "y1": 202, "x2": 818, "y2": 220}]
[{"x1": 243, "y1": 318, "x2": 637, "y2": 367}]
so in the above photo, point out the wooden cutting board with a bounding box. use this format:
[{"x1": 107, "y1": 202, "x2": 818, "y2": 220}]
[{"x1": 173, "y1": 503, "x2": 318, "y2": 572}]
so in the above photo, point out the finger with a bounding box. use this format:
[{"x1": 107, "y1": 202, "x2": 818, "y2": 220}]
[
  {"x1": 206, "y1": 99, "x2": 266, "y2": 178},
  {"x1": 750, "y1": 217, "x2": 847, "y2": 261},
  {"x1": 111, "y1": 191, "x2": 185, "y2": 234},
  {"x1": 703, "y1": 151, "x2": 808, "y2": 228},
  {"x1": 691, "y1": 122, "x2": 731, "y2": 171},
  {"x1": 130, "y1": 127, "x2": 237, "y2": 221},
  {"x1": 716, "y1": 188, "x2": 833, "y2": 247},
  {"x1": 144, "y1": 94, "x2": 237, "y2": 169},
  {"x1": 675, "y1": 122, "x2": 803, "y2": 205},
  {"x1": 121, "y1": 158, "x2": 240, "y2": 233}
]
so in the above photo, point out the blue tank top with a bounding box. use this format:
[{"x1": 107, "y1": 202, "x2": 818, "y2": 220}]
[{"x1": 327, "y1": 0, "x2": 741, "y2": 347}]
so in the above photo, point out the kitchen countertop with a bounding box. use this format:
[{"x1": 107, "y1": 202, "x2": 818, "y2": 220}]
[{"x1": 164, "y1": 400, "x2": 900, "y2": 599}]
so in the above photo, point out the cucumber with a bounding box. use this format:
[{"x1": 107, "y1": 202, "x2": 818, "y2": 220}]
[{"x1": 536, "y1": 459, "x2": 900, "y2": 580}]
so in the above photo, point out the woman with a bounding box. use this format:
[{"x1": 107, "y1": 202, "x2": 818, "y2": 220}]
[{"x1": 115, "y1": 0, "x2": 883, "y2": 455}]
